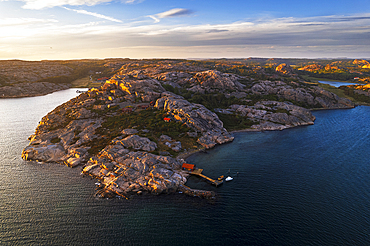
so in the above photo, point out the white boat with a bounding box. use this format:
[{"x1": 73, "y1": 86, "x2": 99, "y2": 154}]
[{"x1": 225, "y1": 176, "x2": 233, "y2": 181}]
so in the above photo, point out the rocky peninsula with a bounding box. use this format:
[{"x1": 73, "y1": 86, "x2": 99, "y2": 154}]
[{"x1": 21, "y1": 59, "x2": 355, "y2": 199}]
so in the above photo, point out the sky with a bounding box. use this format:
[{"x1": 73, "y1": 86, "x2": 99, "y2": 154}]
[{"x1": 1, "y1": 0, "x2": 370, "y2": 60}]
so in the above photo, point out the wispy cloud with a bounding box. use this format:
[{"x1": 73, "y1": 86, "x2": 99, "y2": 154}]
[
  {"x1": 0, "y1": 17, "x2": 58, "y2": 26},
  {"x1": 19, "y1": 0, "x2": 113, "y2": 9},
  {"x1": 124, "y1": 0, "x2": 144, "y2": 3},
  {"x1": 63, "y1": 7, "x2": 122, "y2": 23},
  {"x1": 148, "y1": 8, "x2": 193, "y2": 23},
  {"x1": 157, "y1": 8, "x2": 193, "y2": 18},
  {"x1": 1, "y1": 13, "x2": 370, "y2": 59}
]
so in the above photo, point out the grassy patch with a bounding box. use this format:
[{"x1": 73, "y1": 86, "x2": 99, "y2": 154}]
[
  {"x1": 339, "y1": 86, "x2": 370, "y2": 104},
  {"x1": 85, "y1": 108, "x2": 198, "y2": 156},
  {"x1": 188, "y1": 93, "x2": 243, "y2": 110},
  {"x1": 317, "y1": 83, "x2": 354, "y2": 101},
  {"x1": 216, "y1": 113, "x2": 255, "y2": 131}
]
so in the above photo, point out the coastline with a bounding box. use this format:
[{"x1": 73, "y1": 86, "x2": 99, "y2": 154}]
[
  {"x1": 177, "y1": 147, "x2": 207, "y2": 161},
  {"x1": 169, "y1": 104, "x2": 358, "y2": 161}
]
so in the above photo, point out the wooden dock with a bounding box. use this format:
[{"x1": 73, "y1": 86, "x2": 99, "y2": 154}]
[{"x1": 191, "y1": 168, "x2": 223, "y2": 187}]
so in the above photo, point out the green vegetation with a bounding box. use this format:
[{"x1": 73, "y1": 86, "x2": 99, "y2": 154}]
[
  {"x1": 339, "y1": 86, "x2": 370, "y2": 104},
  {"x1": 316, "y1": 83, "x2": 351, "y2": 100},
  {"x1": 296, "y1": 70, "x2": 356, "y2": 81},
  {"x1": 216, "y1": 113, "x2": 255, "y2": 131},
  {"x1": 86, "y1": 108, "x2": 198, "y2": 155},
  {"x1": 188, "y1": 93, "x2": 242, "y2": 110},
  {"x1": 50, "y1": 137, "x2": 61, "y2": 143}
]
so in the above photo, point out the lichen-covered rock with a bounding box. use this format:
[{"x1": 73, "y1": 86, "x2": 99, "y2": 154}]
[
  {"x1": 121, "y1": 128, "x2": 138, "y2": 136},
  {"x1": 117, "y1": 135, "x2": 157, "y2": 152},
  {"x1": 22, "y1": 144, "x2": 66, "y2": 162},
  {"x1": 105, "y1": 74, "x2": 165, "y2": 102},
  {"x1": 187, "y1": 70, "x2": 245, "y2": 93},
  {"x1": 82, "y1": 137, "x2": 190, "y2": 196}
]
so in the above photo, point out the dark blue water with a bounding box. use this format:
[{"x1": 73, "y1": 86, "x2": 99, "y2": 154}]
[{"x1": 1, "y1": 90, "x2": 370, "y2": 245}]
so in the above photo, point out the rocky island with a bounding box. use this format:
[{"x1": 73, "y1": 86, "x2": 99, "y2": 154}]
[{"x1": 21, "y1": 59, "x2": 357, "y2": 199}]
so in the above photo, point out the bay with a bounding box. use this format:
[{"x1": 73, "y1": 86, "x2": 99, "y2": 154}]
[{"x1": 1, "y1": 89, "x2": 370, "y2": 245}]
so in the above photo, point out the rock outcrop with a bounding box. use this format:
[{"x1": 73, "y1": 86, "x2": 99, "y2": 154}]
[
  {"x1": 250, "y1": 80, "x2": 354, "y2": 108},
  {"x1": 275, "y1": 63, "x2": 294, "y2": 75},
  {"x1": 154, "y1": 93, "x2": 234, "y2": 149},
  {"x1": 216, "y1": 101, "x2": 315, "y2": 131},
  {"x1": 82, "y1": 137, "x2": 189, "y2": 197},
  {"x1": 187, "y1": 70, "x2": 245, "y2": 93},
  {"x1": 298, "y1": 64, "x2": 323, "y2": 72}
]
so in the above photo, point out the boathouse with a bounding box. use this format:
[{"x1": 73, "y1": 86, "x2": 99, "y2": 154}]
[{"x1": 182, "y1": 163, "x2": 195, "y2": 171}]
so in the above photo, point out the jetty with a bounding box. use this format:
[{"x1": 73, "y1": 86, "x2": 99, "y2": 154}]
[
  {"x1": 191, "y1": 168, "x2": 223, "y2": 187},
  {"x1": 182, "y1": 163, "x2": 223, "y2": 186}
]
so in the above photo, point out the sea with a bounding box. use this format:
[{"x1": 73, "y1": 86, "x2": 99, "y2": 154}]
[{"x1": 1, "y1": 89, "x2": 370, "y2": 246}]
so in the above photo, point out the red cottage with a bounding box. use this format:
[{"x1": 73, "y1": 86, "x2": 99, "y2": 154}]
[{"x1": 182, "y1": 163, "x2": 195, "y2": 171}]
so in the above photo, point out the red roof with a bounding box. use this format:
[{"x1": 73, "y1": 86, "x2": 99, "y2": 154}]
[
  {"x1": 164, "y1": 117, "x2": 171, "y2": 121},
  {"x1": 182, "y1": 163, "x2": 195, "y2": 170}
]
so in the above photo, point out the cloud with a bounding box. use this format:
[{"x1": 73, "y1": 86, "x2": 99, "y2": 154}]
[
  {"x1": 147, "y1": 15, "x2": 160, "y2": 23},
  {"x1": 157, "y1": 8, "x2": 193, "y2": 18},
  {"x1": 16, "y1": 0, "x2": 144, "y2": 9},
  {"x1": 2, "y1": 13, "x2": 370, "y2": 60},
  {"x1": 63, "y1": 7, "x2": 122, "y2": 23},
  {"x1": 0, "y1": 17, "x2": 58, "y2": 26},
  {"x1": 148, "y1": 8, "x2": 193, "y2": 23},
  {"x1": 207, "y1": 29, "x2": 229, "y2": 33},
  {"x1": 19, "y1": 0, "x2": 113, "y2": 9},
  {"x1": 124, "y1": 0, "x2": 144, "y2": 3}
]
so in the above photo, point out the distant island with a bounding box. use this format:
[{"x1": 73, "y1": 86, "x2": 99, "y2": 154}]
[{"x1": 18, "y1": 58, "x2": 370, "y2": 199}]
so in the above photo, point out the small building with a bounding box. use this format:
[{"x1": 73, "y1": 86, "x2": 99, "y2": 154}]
[
  {"x1": 182, "y1": 163, "x2": 195, "y2": 171},
  {"x1": 164, "y1": 117, "x2": 171, "y2": 122},
  {"x1": 97, "y1": 77, "x2": 109, "y2": 82},
  {"x1": 149, "y1": 101, "x2": 155, "y2": 106}
]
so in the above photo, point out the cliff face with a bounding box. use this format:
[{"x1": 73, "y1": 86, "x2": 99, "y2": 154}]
[{"x1": 21, "y1": 60, "x2": 356, "y2": 199}]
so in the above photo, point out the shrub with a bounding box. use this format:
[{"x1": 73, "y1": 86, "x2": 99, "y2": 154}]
[{"x1": 50, "y1": 137, "x2": 61, "y2": 143}]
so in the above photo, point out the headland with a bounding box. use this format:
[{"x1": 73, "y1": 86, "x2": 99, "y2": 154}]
[{"x1": 19, "y1": 58, "x2": 370, "y2": 199}]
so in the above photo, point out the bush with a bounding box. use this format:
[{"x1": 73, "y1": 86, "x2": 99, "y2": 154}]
[
  {"x1": 50, "y1": 137, "x2": 61, "y2": 143},
  {"x1": 216, "y1": 113, "x2": 255, "y2": 131}
]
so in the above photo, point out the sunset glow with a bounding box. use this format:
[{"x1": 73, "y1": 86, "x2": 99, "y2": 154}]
[{"x1": 1, "y1": 0, "x2": 370, "y2": 60}]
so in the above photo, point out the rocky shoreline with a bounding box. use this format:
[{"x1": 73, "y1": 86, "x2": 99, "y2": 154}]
[{"x1": 21, "y1": 60, "x2": 356, "y2": 200}]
